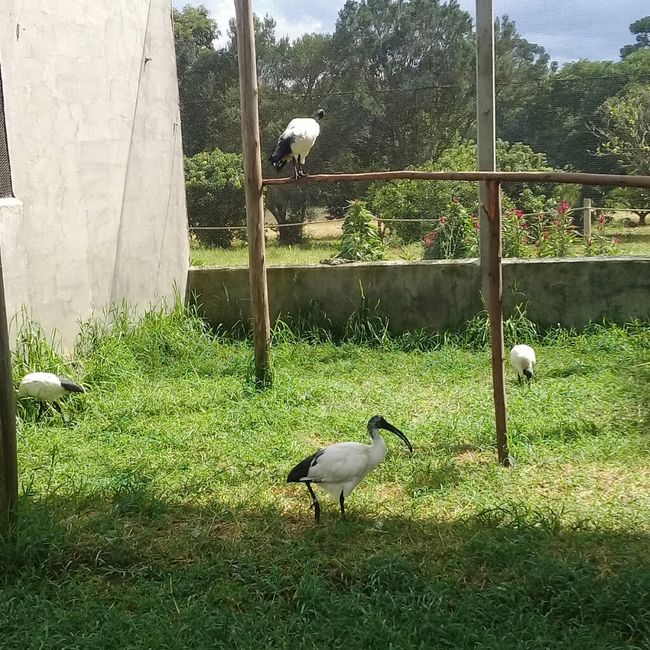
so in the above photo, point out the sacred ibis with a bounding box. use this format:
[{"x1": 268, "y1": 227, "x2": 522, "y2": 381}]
[
  {"x1": 17, "y1": 372, "x2": 85, "y2": 416},
  {"x1": 287, "y1": 415, "x2": 413, "y2": 523},
  {"x1": 509, "y1": 344, "x2": 536, "y2": 384},
  {"x1": 268, "y1": 109, "x2": 324, "y2": 179}
]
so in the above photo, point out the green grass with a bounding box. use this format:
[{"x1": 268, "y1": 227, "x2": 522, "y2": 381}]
[
  {"x1": 2, "y1": 304, "x2": 649, "y2": 649},
  {"x1": 190, "y1": 238, "x2": 424, "y2": 267},
  {"x1": 189, "y1": 227, "x2": 650, "y2": 268}
]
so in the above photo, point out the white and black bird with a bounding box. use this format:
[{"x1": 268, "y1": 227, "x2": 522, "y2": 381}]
[
  {"x1": 509, "y1": 344, "x2": 536, "y2": 384},
  {"x1": 268, "y1": 109, "x2": 324, "y2": 179},
  {"x1": 17, "y1": 372, "x2": 85, "y2": 416},
  {"x1": 287, "y1": 415, "x2": 413, "y2": 523}
]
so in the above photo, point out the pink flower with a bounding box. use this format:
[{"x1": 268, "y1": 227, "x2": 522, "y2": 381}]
[
  {"x1": 438, "y1": 216, "x2": 448, "y2": 226},
  {"x1": 515, "y1": 209, "x2": 525, "y2": 219},
  {"x1": 558, "y1": 200, "x2": 570, "y2": 214},
  {"x1": 423, "y1": 230, "x2": 438, "y2": 247},
  {"x1": 598, "y1": 214, "x2": 606, "y2": 225}
]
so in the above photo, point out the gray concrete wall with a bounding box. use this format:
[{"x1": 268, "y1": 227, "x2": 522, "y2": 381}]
[
  {"x1": 187, "y1": 257, "x2": 650, "y2": 332},
  {"x1": 0, "y1": 0, "x2": 189, "y2": 344}
]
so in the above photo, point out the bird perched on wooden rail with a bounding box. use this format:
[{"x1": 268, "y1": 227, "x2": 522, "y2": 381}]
[
  {"x1": 509, "y1": 344, "x2": 536, "y2": 384},
  {"x1": 268, "y1": 109, "x2": 324, "y2": 179},
  {"x1": 287, "y1": 415, "x2": 413, "y2": 523},
  {"x1": 17, "y1": 372, "x2": 85, "y2": 417}
]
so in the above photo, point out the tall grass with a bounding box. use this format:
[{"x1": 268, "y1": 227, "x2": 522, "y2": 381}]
[{"x1": 2, "y1": 300, "x2": 649, "y2": 650}]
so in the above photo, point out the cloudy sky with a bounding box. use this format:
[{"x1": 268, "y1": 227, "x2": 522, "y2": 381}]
[{"x1": 173, "y1": 0, "x2": 648, "y2": 65}]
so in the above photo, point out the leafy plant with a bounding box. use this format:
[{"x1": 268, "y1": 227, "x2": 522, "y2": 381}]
[
  {"x1": 422, "y1": 199, "x2": 477, "y2": 260},
  {"x1": 532, "y1": 200, "x2": 578, "y2": 257},
  {"x1": 502, "y1": 209, "x2": 530, "y2": 258},
  {"x1": 584, "y1": 212, "x2": 622, "y2": 256},
  {"x1": 370, "y1": 143, "x2": 478, "y2": 244},
  {"x1": 337, "y1": 201, "x2": 384, "y2": 261},
  {"x1": 184, "y1": 149, "x2": 246, "y2": 248}
]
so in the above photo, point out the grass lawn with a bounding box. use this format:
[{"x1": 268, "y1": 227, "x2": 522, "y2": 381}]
[
  {"x1": 189, "y1": 215, "x2": 650, "y2": 267},
  {"x1": 2, "y1": 307, "x2": 649, "y2": 649}
]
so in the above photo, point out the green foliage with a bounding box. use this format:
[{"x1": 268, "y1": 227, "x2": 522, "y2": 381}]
[
  {"x1": 337, "y1": 201, "x2": 384, "y2": 261},
  {"x1": 597, "y1": 83, "x2": 650, "y2": 174},
  {"x1": 620, "y1": 15, "x2": 650, "y2": 58},
  {"x1": 502, "y1": 209, "x2": 530, "y2": 258},
  {"x1": 370, "y1": 143, "x2": 478, "y2": 243},
  {"x1": 184, "y1": 149, "x2": 245, "y2": 248},
  {"x1": 422, "y1": 199, "x2": 478, "y2": 260}
]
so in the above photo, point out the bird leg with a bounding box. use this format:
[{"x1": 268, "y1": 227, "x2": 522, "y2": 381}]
[
  {"x1": 305, "y1": 481, "x2": 321, "y2": 524},
  {"x1": 292, "y1": 157, "x2": 299, "y2": 180},
  {"x1": 37, "y1": 401, "x2": 46, "y2": 419},
  {"x1": 339, "y1": 492, "x2": 345, "y2": 519},
  {"x1": 297, "y1": 155, "x2": 306, "y2": 178}
]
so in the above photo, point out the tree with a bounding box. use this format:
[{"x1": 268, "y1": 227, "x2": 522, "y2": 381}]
[
  {"x1": 621, "y1": 16, "x2": 650, "y2": 59},
  {"x1": 184, "y1": 149, "x2": 246, "y2": 247},
  {"x1": 597, "y1": 84, "x2": 650, "y2": 224}
]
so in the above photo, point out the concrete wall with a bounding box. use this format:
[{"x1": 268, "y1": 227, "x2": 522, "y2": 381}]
[
  {"x1": 187, "y1": 257, "x2": 650, "y2": 332},
  {"x1": 0, "y1": 0, "x2": 189, "y2": 344}
]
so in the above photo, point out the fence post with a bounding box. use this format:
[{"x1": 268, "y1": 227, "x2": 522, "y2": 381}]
[
  {"x1": 486, "y1": 180, "x2": 511, "y2": 467},
  {"x1": 0, "y1": 247, "x2": 17, "y2": 528},
  {"x1": 476, "y1": 0, "x2": 496, "y2": 301},
  {"x1": 583, "y1": 198, "x2": 592, "y2": 241},
  {"x1": 234, "y1": 0, "x2": 272, "y2": 387}
]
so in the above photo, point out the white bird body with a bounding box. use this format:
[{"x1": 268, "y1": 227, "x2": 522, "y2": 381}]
[
  {"x1": 509, "y1": 344, "x2": 536, "y2": 381},
  {"x1": 287, "y1": 415, "x2": 412, "y2": 522},
  {"x1": 269, "y1": 109, "x2": 324, "y2": 178},
  {"x1": 299, "y1": 438, "x2": 387, "y2": 500},
  {"x1": 281, "y1": 118, "x2": 320, "y2": 160},
  {"x1": 17, "y1": 372, "x2": 84, "y2": 401}
]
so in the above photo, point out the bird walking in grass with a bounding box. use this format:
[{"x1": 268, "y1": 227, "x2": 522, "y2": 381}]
[
  {"x1": 287, "y1": 415, "x2": 413, "y2": 523},
  {"x1": 17, "y1": 372, "x2": 85, "y2": 417},
  {"x1": 268, "y1": 109, "x2": 324, "y2": 179},
  {"x1": 509, "y1": 344, "x2": 536, "y2": 384}
]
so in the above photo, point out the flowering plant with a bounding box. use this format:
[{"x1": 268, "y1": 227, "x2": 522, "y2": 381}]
[{"x1": 423, "y1": 199, "x2": 478, "y2": 260}]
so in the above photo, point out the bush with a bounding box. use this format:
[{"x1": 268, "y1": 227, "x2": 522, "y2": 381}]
[
  {"x1": 422, "y1": 199, "x2": 478, "y2": 260},
  {"x1": 370, "y1": 143, "x2": 478, "y2": 243},
  {"x1": 184, "y1": 149, "x2": 245, "y2": 248},
  {"x1": 337, "y1": 201, "x2": 384, "y2": 261}
]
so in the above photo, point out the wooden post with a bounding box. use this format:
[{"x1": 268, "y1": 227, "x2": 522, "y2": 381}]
[
  {"x1": 234, "y1": 0, "x2": 272, "y2": 387},
  {"x1": 583, "y1": 198, "x2": 592, "y2": 241},
  {"x1": 485, "y1": 180, "x2": 510, "y2": 467},
  {"x1": 0, "y1": 248, "x2": 17, "y2": 526},
  {"x1": 476, "y1": 0, "x2": 496, "y2": 301}
]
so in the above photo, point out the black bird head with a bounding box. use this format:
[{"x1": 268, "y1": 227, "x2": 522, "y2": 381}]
[
  {"x1": 368, "y1": 415, "x2": 413, "y2": 455},
  {"x1": 523, "y1": 368, "x2": 533, "y2": 380},
  {"x1": 314, "y1": 109, "x2": 325, "y2": 121}
]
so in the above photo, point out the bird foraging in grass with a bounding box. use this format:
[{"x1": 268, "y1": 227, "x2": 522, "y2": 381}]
[
  {"x1": 17, "y1": 372, "x2": 85, "y2": 417},
  {"x1": 509, "y1": 344, "x2": 536, "y2": 384},
  {"x1": 268, "y1": 109, "x2": 324, "y2": 179},
  {"x1": 287, "y1": 415, "x2": 413, "y2": 523}
]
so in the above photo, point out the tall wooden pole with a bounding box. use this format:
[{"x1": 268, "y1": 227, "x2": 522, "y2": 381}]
[
  {"x1": 0, "y1": 248, "x2": 17, "y2": 526},
  {"x1": 485, "y1": 180, "x2": 510, "y2": 466},
  {"x1": 234, "y1": 0, "x2": 272, "y2": 386},
  {"x1": 476, "y1": 0, "x2": 496, "y2": 301}
]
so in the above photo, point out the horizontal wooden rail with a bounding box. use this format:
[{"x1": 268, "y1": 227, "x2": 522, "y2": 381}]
[{"x1": 263, "y1": 170, "x2": 650, "y2": 189}]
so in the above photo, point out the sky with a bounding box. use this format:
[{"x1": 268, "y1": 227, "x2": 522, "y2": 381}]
[{"x1": 172, "y1": 0, "x2": 649, "y2": 65}]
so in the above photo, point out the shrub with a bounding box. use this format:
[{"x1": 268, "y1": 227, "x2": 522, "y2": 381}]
[
  {"x1": 184, "y1": 149, "x2": 245, "y2": 248},
  {"x1": 337, "y1": 201, "x2": 384, "y2": 261},
  {"x1": 422, "y1": 199, "x2": 477, "y2": 260},
  {"x1": 370, "y1": 142, "x2": 479, "y2": 244}
]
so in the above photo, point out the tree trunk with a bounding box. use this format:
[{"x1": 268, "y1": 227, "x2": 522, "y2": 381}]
[{"x1": 636, "y1": 211, "x2": 648, "y2": 226}]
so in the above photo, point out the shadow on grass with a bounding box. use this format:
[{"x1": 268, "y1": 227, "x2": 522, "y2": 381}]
[{"x1": 2, "y1": 483, "x2": 649, "y2": 650}]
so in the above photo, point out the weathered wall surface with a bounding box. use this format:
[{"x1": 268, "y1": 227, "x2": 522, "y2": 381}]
[
  {"x1": 187, "y1": 257, "x2": 650, "y2": 332},
  {"x1": 0, "y1": 0, "x2": 188, "y2": 344}
]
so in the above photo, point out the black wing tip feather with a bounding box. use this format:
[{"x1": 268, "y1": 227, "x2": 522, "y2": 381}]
[
  {"x1": 286, "y1": 449, "x2": 324, "y2": 483},
  {"x1": 59, "y1": 378, "x2": 85, "y2": 393}
]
